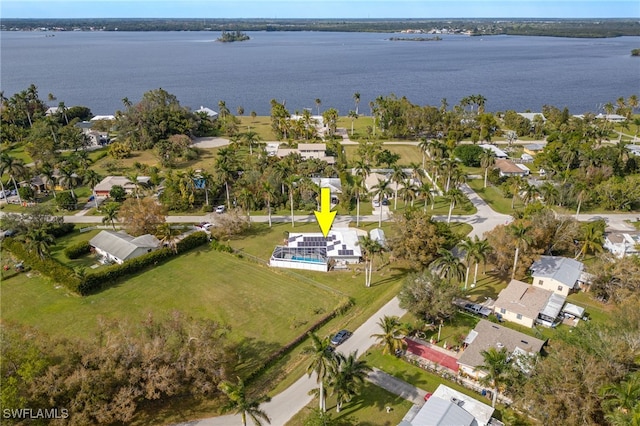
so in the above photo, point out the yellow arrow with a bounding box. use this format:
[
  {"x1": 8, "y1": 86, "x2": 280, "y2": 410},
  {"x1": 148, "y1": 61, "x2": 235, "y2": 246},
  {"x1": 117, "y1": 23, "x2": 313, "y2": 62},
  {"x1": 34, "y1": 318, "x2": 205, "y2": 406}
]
[{"x1": 314, "y1": 187, "x2": 337, "y2": 237}]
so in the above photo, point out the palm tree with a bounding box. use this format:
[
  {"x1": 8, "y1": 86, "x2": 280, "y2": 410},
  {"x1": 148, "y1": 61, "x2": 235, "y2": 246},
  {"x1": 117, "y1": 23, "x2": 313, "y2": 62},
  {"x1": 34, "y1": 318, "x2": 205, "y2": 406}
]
[
  {"x1": 371, "y1": 315, "x2": 407, "y2": 355},
  {"x1": 418, "y1": 138, "x2": 431, "y2": 170},
  {"x1": 352, "y1": 175, "x2": 366, "y2": 227},
  {"x1": 242, "y1": 130, "x2": 261, "y2": 156},
  {"x1": 458, "y1": 237, "x2": 476, "y2": 290},
  {"x1": 315, "y1": 98, "x2": 322, "y2": 116},
  {"x1": 371, "y1": 179, "x2": 392, "y2": 227},
  {"x1": 57, "y1": 167, "x2": 81, "y2": 200},
  {"x1": 261, "y1": 181, "x2": 275, "y2": 227},
  {"x1": 390, "y1": 166, "x2": 406, "y2": 210},
  {"x1": 215, "y1": 147, "x2": 238, "y2": 209},
  {"x1": 283, "y1": 175, "x2": 299, "y2": 227},
  {"x1": 327, "y1": 351, "x2": 371, "y2": 413},
  {"x1": 471, "y1": 237, "x2": 492, "y2": 286},
  {"x1": 430, "y1": 248, "x2": 466, "y2": 284},
  {"x1": 479, "y1": 148, "x2": 496, "y2": 188},
  {"x1": 101, "y1": 202, "x2": 120, "y2": 230},
  {"x1": 218, "y1": 376, "x2": 271, "y2": 426},
  {"x1": 476, "y1": 347, "x2": 512, "y2": 408},
  {"x1": 156, "y1": 222, "x2": 179, "y2": 253},
  {"x1": 577, "y1": 222, "x2": 604, "y2": 259},
  {"x1": 599, "y1": 373, "x2": 640, "y2": 416},
  {"x1": 445, "y1": 188, "x2": 465, "y2": 224},
  {"x1": 539, "y1": 182, "x2": 559, "y2": 206},
  {"x1": 353, "y1": 92, "x2": 361, "y2": 115},
  {"x1": 358, "y1": 236, "x2": 383, "y2": 287},
  {"x1": 520, "y1": 182, "x2": 539, "y2": 205},
  {"x1": 302, "y1": 332, "x2": 335, "y2": 413},
  {"x1": 348, "y1": 110, "x2": 358, "y2": 136},
  {"x1": 419, "y1": 181, "x2": 434, "y2": 212},
  {"x1": 83, "y1": 169, "x2": 102, "y2": 209},
  {"x1": 236, "y1": 187, "x2": 255, "y2": 219},
  {"x1": 199, "y1": 170, "x2": 214, "y2": 207},
  {"x1": 508, "y1": 223, "x2": 533, "y2": 279},
  {"x1": 23, "y1": 228, "x2": 54, "y2": 260},
  {"x1": 400, "y1": 179, "x2": 419, "y2": 207}
]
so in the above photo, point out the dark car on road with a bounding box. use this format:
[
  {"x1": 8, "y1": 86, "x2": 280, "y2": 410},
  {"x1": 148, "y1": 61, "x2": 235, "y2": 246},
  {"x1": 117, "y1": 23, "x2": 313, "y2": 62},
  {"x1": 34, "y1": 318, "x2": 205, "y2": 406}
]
[{"x1": 330, "y1": 329, "x2": 352, "y2": 346}]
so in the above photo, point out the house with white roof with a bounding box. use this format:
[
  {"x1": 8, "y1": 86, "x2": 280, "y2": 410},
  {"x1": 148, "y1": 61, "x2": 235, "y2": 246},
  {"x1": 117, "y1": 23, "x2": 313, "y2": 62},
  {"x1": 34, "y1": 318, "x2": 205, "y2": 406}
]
[
  {"x1": 194, "y1": 106, "x2": 218, "y2": 119},
  {"x1": 517, "y1": 112, "x2": 546, "y2": 122},
  {"x1": 400, "y1": 384, "x2": 496, "y2": 426},
  {"x1": 269, "y1": 229, "x2": 361, "y2": 272},
  {"x1": 276, "y1": 143, "x2": 335, "y2": 164},
  {"x1": 530, "y1": 256, "x2": 585, "y2": 296},
  {"x1": 603, "y1": 232, "x2": 640, "y2": 258},
  {"x1": 89, "y1": 230, "x2": 160, "y2": 264},
  {"x1": 457, "y1": 320, "x2": 546, "y2": 380},
  {"x1": 478, "y1": 144, "x2": 508, "y2": 159},
  {"x1": 493, "y1": 279, "x2": 565, "y2": 328},
  {"x1": 94, "y1": 176, "x2": 151, "y2": 197}
]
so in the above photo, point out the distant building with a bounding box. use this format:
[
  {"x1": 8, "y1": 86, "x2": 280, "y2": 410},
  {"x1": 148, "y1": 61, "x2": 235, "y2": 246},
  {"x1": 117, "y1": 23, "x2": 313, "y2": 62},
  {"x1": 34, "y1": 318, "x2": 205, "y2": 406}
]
[
  {"x1": 90, "y1": 230, "x2": 160, "y2": 264},
  {"x1": 90, "y1": 115, "x2": 116, "y2": 121},
  {"x1": 523, "y1": 143, "x2": 544, "y2": 156},
  {"x1": 494, "y1": 159, "x2": 529, "y2": 177},
  {"x1": 530, "y1": 256, "x2": 585, "y2": 296},
  {"x1": 369, "y1": 228, "x2": 386, "y2": 247},
  {"x1": 194, "y1": 106, "x2": 218, "y2": 119},
  {"x1": 493, "y1": 279, "x2": 565, "y2": 328},
  {"x1": 94, "y1": 176, "x2": 151, "y2": 197},
  {"x1": 517, "y1": 112, "x2": 546, "y2": 122},
  {"x1": 604, "y1": 232, "x2": 640, "y2": 258},
  {"x1": 276, "y1": 143, "x2": 335, "y2": 164},
  {"x1": 478, "y1": 144, "x2": 508, "y2": 159},
  {"x1": 595, "y1": 113, "x2": 626, "y2": 123}
]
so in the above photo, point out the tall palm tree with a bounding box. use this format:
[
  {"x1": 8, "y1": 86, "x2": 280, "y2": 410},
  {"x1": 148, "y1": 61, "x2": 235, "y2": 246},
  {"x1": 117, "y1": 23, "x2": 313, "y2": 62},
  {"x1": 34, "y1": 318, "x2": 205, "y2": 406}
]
[
  {"x1": 215, "y1": 147, "x2": 238, "y2": 209},
  {"x1": 445, "y1": 188, "x2": 465, "y2": 224},
  {"x1": 199, "y1": 170, "x2": 214, "y2": 207},
  {"x1": 430, "y1": 248, "x2": 466, "y2": 284},
  {"x1": 57, "y1": 167, "x2": 81, "y2": 200},
  {"x1": 539, "y1": 182, "x2": 559, "y2": 206},
  {"x1": 327, "y1": 351, "x2": 371, "y2": 413},
  {"x1": 400, "y1": 179, "x2": 419, "y2": 207},
  {"x1": 83, "y1": 169, "x2": 102, "y2": 208},
  {"x1": 101, "y1": 202, "x2": 120, "y2": 230},
  {"x1": 358, "y1": 236, "x2": 383, "y2": 287},
  {"x1": 520, "y1": 182, "x2": 539, "y2": 205},
  {"x1": 302, "y1": 332, "x2": 335, "y2": 413},
  {"x1": 508, "y1": 223, "x2": 533, "y2": 279},
  {"x1": 242, "y1": 130, "x2": 261, "y2": 156},
  {"x1": 418, "y1": 138, "x2": 431, "y2": 170},
  {"x1": 390, "y1": 166, "x2": 406, "y2": 210},
  {"x1": 283, "y1": 175, "x2": 299, "y2": 227},
  {"x1": 371, "y1": 179, "x2": 392, "y2": 227},
  {"x1": 353, "y1": 92, "x2": 361, "y2": 114},
  {"x1": 479, "y1": 148, "x2": 496, "y2": 188},
  {"x1": 23, "y1": 228, "x2": 54, "y2": 260},
  {"x1": 419, "y1": 181, "x2": 434, "y2": 212},
  {"x1": 352, "y1": 175, "x2": 366, "y2": 227},
  {"x1": 577, "y1": 222, "x2": 604, "y2": 259},
  {"x1": 458, "y1": 237, "x2": 476, "y2": 290},
  {"x1": 315, "y1": 98, "x2": 322, "y2": 116},
  {"x1": 476, "y1": 347, "x2": 512, "y2": 408},
  {"x1": 236, "y1": 187, "x2": 255, "y2": 219},
  {"x1": 261, "y1": 181, "x2": 275, "y2": 227},
  {"x1": 471, "y1": 237, "x2": 492, "y2": 286},
  {"x1": 370, "y1": 315, "x2": 407, "y2": 355},
  {"x1": 348, "y1": 110, "x2": 358, "y2": 136},
  {"x1": 599, "y1": 373, "x2": 640, "y2": 416},
  {"x1": 218, "y1": 376, "x2": 271, "y2": 426}
]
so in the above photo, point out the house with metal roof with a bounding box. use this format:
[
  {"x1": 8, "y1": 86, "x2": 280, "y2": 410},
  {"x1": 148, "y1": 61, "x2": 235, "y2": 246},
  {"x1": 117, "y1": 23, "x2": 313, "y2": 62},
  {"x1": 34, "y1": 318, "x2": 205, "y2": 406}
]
[
  {"x1": 478, "y1": 144, "x2": 508, "y2": 159},
  {"x1": 493, "y1": 279, "x2": 566, "y2": 328},
  {"x1": 457, "y1": 319, "x2": 545, "y2": 380},
  {"x1": 194, "y1": 106, "x2": 218, "y2": 119},
  {"x1": 530, "y1": 256, "x2": 585, "y2": 297},
  {"x1": 89, "y1": 230, "x2": 160, "y2": 264}
]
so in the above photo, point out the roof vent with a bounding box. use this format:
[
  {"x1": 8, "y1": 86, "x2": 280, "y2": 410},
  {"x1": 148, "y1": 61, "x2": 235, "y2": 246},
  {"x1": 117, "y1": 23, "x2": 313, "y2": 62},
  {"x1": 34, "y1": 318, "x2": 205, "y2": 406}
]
[
  {"x1": 521, "y1": 340, "x2": 528, "y2": 344},
  {"x1": 496, "y1": 342, "x2": 504, "y2": 348}
]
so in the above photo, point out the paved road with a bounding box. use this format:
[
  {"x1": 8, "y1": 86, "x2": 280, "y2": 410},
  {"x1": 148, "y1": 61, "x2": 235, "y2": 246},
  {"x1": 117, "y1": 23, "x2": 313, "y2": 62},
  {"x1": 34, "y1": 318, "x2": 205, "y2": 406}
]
[{"x1": 178, "y1": 297, "x2": 407, "y2": 426}]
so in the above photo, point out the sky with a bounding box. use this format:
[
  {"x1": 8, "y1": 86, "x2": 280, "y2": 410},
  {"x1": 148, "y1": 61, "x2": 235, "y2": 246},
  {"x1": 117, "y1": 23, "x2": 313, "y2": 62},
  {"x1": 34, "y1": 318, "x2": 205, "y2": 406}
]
[{"x1": 1, "y1": 0, "x2": 639, "y2": 19}]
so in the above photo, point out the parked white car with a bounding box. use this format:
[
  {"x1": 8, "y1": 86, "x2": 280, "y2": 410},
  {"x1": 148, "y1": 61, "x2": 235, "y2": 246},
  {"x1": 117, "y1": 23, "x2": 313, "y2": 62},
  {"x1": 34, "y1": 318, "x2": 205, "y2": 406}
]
[{"x1": 215, "y1": 205, "x2": 226, "y2": 214}]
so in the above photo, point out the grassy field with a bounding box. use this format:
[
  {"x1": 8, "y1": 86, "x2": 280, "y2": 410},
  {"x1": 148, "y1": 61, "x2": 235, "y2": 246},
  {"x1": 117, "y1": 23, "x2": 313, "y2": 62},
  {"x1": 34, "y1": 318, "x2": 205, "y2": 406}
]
[
  {"x1": 343, "y1": 144, "x2": 423, "y2": 167},
  {"x1": 467, "y1": 178, "x2": 517, "y2": 215},
  {"x1": 285, "y1": 381, "x2": 413, "y2": 426}
]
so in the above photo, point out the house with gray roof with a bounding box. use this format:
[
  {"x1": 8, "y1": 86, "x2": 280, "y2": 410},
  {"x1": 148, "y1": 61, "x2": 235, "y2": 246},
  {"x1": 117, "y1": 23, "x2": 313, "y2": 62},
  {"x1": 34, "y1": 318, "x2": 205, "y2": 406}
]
[
  {"x1": 530, "y1": 256, "x2": 585, "y2": 296},
  {"x1": 89, "y1": 230, "x2": 160, "y2": 264},
  {"x1": 493, "y1": 279, "x2": 565, "y2": 328},
  {"x1": 457, "y1": 319, "x2": 545, "y2": 380}
]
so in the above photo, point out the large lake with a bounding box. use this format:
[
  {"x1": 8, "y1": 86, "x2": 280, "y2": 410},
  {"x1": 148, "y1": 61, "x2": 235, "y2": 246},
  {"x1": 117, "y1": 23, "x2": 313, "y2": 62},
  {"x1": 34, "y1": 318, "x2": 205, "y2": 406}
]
[{"x1": 1, "y1": 31, "x2": 639, "y2": 116}]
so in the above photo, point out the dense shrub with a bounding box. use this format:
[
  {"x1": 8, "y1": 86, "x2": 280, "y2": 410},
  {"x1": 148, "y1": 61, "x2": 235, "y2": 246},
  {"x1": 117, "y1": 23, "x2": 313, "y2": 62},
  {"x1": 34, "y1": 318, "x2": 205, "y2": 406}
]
[
  {"x1": 56, "y1": 191, "x2": 77, "y2": 211},
  {"x1": 2, "y1": 238, "x2": 81, "y2": 292},
  {"x1": 453, "y1": 144, "x2": 485, "y2": 167},
  {"x1": 45, "y1": 222, "x2": 75, "y2": 238},
  {"x1": 211, "y1": 239, "x2": 233, "y2": 253},
  {"x1": 64, "y1": 240, "x2": 91, "y2": 259}
]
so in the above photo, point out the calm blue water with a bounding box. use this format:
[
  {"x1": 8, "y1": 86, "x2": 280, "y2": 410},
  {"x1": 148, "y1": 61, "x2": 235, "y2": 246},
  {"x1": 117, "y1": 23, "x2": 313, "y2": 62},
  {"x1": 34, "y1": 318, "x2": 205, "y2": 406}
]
[{"x1": 1, "y1": 31, "x2": 639, "y2": 115}]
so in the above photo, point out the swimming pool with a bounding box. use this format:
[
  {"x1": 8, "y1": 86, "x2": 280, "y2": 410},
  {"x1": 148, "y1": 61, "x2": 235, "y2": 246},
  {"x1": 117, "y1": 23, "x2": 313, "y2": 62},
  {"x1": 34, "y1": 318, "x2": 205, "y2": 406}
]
[{"x1": 291, "y1": 256, "x2": 325, "y2": 263}]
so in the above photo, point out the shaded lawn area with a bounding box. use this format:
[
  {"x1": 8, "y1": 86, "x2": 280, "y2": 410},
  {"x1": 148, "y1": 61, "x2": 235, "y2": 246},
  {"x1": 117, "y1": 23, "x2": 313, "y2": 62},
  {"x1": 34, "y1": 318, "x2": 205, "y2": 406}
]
[
  {"x1": 1, "y1": 246, "x2": 342, "y2": 356},
  {"x1": 285, "y1": 381, "x2": 413, "y2": 426}
]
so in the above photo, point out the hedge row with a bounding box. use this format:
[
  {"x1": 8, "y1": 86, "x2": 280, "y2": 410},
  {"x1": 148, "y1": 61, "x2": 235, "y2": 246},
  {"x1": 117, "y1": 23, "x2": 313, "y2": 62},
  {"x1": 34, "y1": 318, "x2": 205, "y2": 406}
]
[
  {"x1": 2, "y1": 238, "x2": 81, "y2": 292},
  {"x1": 64, "y1": 240, "x2": 91, "y2": 259},
  {"x1": 246, "y1": 296, "x2": 355, "y2": 384},
  {"x1": 4, "y1": 231, "x2": 210, "y2": 296},
  {"x1": 77, "y1": 231, "x2": 210, "y2": 295}
]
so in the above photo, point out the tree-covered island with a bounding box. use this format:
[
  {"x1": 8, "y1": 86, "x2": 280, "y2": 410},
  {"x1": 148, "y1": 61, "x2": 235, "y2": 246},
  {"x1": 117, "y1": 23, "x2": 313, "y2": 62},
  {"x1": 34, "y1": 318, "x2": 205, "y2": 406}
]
[
  {"x1": 389, "y1": 36, "x2": 442, "y2": 42},
  {"x1": 216, "y1": 30, "x2": 250, "y2": 42}
]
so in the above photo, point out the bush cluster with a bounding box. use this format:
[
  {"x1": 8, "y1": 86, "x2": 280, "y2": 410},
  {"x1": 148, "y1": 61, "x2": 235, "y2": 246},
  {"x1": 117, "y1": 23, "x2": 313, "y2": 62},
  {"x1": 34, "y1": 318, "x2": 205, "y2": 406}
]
[
  {"x1": 2, "y1": 238, "x2": 81, "y2": 291},
  {"x1": 64, "y1": 240, "x2": 91, "y2": 259},
  {"x1": 211, "y1": 239, "x2": 233, "y2": 253}
]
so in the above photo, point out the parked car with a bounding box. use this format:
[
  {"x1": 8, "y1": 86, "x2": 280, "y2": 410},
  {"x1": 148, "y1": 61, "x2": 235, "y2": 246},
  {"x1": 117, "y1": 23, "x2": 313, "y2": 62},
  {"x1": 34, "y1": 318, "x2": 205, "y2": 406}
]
[
  {"x1": 424, "y1": 392, "x2": 433, "y2": 401},
  {"x1": 381, "y1": 198, "x2": 389, "y2": 206},
  {"x1": 196, "y1": 222, "x2": 213, "y2": 231},
  {"x1": 464, "y1": 303, "x2": 492, "y2": 317},
  {"x1": 372, "y1": 200, "x2": 380, "y2": 208},
  {"x1": 330, "y1": 329, "x2": 352, "y2": 346},
  {"x1": 215, "y1": 205, "x2": 226, "y2": 214}
]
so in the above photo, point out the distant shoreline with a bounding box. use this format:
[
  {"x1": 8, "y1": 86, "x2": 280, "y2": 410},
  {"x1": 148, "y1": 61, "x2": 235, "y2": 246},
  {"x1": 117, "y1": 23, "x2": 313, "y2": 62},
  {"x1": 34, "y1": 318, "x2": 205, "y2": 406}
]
[{"x1": 2, "y1": 18, "x2": 639, "y2": 38}]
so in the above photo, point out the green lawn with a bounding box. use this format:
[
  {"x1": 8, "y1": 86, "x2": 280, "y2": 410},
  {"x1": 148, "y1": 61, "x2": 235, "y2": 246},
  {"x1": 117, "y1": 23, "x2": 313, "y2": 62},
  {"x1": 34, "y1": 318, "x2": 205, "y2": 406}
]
[
  {"x1": 1, "y1": 246, "x2": 343, "y2": 356},
  {"x1": 285, "y1": 381, "x2": 413, "y2": 426},
  {"x1": 467, "y1": 178, "x2": 517, "y2": 215},
  {"x1": 343, "y1": 144, "x2": 424, "y2": 167}
]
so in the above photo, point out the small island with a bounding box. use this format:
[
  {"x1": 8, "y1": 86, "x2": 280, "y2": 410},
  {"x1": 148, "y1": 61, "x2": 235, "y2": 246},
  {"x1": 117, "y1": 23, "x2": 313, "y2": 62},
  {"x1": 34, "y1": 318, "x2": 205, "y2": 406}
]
[
  {"x1": 632, "y1": 48, "x2": 640, "y2": 57},
  {"x1": 389, "y1": 36, "x2": 442, "y2": 42},
  {"x1": 217, "y1": 30, "x2": 250, "y2": 43}
]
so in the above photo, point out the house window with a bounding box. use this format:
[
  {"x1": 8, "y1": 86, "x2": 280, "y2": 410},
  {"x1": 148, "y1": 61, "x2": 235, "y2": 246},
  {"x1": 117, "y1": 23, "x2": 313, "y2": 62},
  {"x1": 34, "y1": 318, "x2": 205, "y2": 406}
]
[
  {"x1": 516, "y1": 314, "x2": 523, "y2": 320},
  {"x1": 538, "y1": 280, "x2": 543, "y2": 285},
  {"x1": 500, "y1": 308, "x2": 506, "y2": 314},
  {"x1": 557, "y1": 286, "x2": 563, "y2": 291}
]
